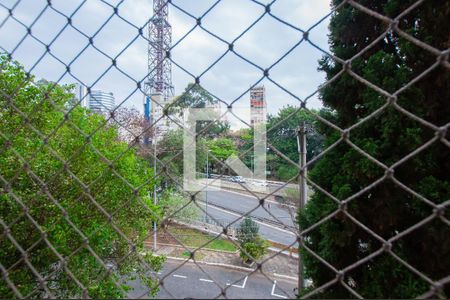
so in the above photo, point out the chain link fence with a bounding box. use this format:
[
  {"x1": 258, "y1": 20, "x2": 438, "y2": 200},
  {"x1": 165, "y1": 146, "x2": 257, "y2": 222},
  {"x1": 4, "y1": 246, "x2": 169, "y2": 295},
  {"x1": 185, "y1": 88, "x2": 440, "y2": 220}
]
[{"x1": 1, "y1": 0, "x2": 449, "y2": 298}]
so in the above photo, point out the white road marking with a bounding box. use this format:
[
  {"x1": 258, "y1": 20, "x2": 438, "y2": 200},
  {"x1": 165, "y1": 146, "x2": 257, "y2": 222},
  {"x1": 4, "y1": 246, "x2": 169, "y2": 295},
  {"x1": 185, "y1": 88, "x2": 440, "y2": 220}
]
[
  {"x1": 271, "y1": 281, "x2": 288, "y2": 299},
  {"x1": 199, "y1": 278, "x2": 214, "y2": 283},
  {"x1": 204, "y1": 203, "x2": 296, "y2": 235},
  {"x1": 173, "y1": 274, "x2": 187, "y2": 279},
  {"x1": 226, "y1": 276, "x2": 248, "y2": 288}
]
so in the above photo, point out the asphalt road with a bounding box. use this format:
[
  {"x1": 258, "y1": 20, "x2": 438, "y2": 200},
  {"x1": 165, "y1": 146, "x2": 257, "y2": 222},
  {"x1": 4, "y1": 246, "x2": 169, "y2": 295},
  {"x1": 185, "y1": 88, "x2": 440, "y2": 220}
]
[
  {"x1": 197, "y1": 189, "x2": 298, "y2": 247},
  {"x1": 127, "y1": 260, "x2": 297, "y2": 299},
  {"x1": 203, "y1": 189, "x2": 296, "y2": 228}
]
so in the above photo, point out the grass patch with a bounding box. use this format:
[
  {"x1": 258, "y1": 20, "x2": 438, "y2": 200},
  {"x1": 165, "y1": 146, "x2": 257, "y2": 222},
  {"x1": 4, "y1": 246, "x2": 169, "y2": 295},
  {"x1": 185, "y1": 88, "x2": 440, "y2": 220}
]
[
  {"x1": 169, "y1": 227, "x2": 237, "y2": 252},
  {"x1": 181, "y1": 250, "x2": 205, "y2": 260}
]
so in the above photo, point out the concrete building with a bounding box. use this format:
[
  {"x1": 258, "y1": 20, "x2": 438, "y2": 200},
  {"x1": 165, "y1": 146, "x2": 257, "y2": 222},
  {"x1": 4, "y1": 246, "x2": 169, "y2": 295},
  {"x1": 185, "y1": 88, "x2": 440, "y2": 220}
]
[
  {"x1": 73, "y1": 83, "x2": 89, "y2": 109},
  {"x1": 250, "y1": 85, "x2": 266, "y2": 126},
  {"x1": 150, "y1": 93, "x2": 179, "y2": 139},
  {"x1": 89, "y1": 90, "x2": 115, "y2": 113}
]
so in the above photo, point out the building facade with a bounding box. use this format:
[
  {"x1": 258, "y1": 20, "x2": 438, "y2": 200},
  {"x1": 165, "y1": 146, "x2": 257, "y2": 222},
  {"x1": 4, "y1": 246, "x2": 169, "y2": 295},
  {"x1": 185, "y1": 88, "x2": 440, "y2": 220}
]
[
  {"x1": 250, "y1": 85, "x2": 266, "y2": 126},
  {"x1": 149, "y1": 93, "x2": 179, "y2": 140},
  {"x1": 89, "y1": 90, "x2": 115, "y2": 112},
  {"x1": 73, "y1": 83, "x2": 89, "y2": 109}
]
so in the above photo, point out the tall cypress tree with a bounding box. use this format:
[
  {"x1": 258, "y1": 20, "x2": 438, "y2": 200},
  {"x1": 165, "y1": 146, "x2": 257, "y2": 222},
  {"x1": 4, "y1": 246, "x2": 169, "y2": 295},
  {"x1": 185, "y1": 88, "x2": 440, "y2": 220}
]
[{"x1": 299, "y1": 0, "x2": 449, "y2": 298}]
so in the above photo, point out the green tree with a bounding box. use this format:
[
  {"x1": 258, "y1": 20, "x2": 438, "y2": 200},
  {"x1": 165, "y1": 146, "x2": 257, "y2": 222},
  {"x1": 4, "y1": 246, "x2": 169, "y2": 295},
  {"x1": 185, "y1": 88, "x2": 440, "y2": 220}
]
[
  {"x1": 236, "y1": 218, "x2": 268, "y2": 263},
  {"x1": 0, "y1": 57, "x2": 164, "y2": 298},
  {"x1": 208, "y1": 138, "x2": 237, "y2": 161},
  {"x1": 157, "y1": 129, "x2": 208, "y2": 181},
  {"x1": 157, "y1": 129, "x2": 185, "y2": 179},
  {"x1": 267, "y1": 106, "x2": 323, "y2": 163},
  {"x1": 168, "y1": 83, "x2": 230, "y2": 138},
  {"x1": 172, "y1": 82, "x2": 215, "y2": 110},
  {"x1": 231, "y1": 128, "x2": 254, "y2": 171},
  {"x1": 237, "y1": 106, "x2": 325, "y2": 180},
  {"x1": 236, "y1": 217, "x2": 260, "y2": 245},
  {"x1": 298, "y1": 1, "x2": 449, "y2": 298},
  {"x1": 208, "y1": 137, "x2": 238, "y2": 174}
]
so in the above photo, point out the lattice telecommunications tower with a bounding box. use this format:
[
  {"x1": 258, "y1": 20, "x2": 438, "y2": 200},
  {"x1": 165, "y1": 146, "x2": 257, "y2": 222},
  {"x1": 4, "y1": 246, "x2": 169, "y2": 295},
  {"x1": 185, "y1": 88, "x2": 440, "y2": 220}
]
[{"x1": 144, "y1": 0, "x2": 174, "y2": 141}]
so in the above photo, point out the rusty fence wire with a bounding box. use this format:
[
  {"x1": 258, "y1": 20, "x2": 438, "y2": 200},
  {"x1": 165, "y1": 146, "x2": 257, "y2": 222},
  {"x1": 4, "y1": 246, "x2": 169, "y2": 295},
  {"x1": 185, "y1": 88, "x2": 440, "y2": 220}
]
[{"x1": 0, "y1": 0, "x2": 449, "y2": 299}]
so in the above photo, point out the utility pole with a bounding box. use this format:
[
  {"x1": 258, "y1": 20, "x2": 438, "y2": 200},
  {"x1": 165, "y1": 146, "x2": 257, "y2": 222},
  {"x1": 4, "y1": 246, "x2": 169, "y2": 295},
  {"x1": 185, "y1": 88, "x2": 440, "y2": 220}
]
[
  {"x1": 296, "y1": 122, "x2": 307, "y2": 293},
  {"x1": 298, "y1": 123, "x2": 307, "y2": 200}
]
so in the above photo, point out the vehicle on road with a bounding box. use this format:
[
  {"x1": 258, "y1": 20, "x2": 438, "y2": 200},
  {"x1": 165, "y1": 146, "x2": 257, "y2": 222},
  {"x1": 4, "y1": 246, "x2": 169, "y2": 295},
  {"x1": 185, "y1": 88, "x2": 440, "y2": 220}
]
[
  {"x1": 251, "y1": 179, "x2": 268, "y2": 187},
  {"x1": 231, "y1": 176, "x2": 246, "y2": 183}
]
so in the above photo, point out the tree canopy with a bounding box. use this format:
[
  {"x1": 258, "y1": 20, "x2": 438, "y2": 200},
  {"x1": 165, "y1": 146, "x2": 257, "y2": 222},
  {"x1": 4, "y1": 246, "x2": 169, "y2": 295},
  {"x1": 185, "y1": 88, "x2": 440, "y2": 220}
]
[
  {"x1": 208, "y1": 138, "x2": 238, "y2": 162},
  {"x1": 298, "y1": 0, "x2": 449, "y2": 298},
  {"x1": 266, "y1": 106, "x2": 325, "y2": 180},
  {"x1": 171, "y1": 82, "x2": 215, "y2": 110},
  {"x1": 157, "y1": 128, "x2": 209, "y2": 182},
  {"x1": 168, "y1": 83, "x2": 230, "y2": 138},
  {"x1": 234, "y1": 106, "x2": 326, "y2": 181},
  {"x1": 0, "y1": 56, "x2": 164, "y2": 298}
]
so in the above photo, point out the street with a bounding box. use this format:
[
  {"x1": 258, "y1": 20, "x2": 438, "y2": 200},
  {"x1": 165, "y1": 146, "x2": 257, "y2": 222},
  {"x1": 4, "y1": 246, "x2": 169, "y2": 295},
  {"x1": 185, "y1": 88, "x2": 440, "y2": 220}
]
[
  {"x1": 197, "y1": 189, "x2": 298, "y2": 247},
  {"x1": 202, "y1": 189, "x2": 296, "y2": 227},
  {"x1": 127, "y1": 260, "x2": 297, "y2": 299}
]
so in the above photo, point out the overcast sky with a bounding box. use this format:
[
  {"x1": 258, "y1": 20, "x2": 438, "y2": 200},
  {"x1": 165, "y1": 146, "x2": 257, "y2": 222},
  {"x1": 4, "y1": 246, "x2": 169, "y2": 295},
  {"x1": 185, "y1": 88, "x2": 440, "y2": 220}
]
[{"x1": 0, "y1": 0, "x2": 332, "y2": 127}]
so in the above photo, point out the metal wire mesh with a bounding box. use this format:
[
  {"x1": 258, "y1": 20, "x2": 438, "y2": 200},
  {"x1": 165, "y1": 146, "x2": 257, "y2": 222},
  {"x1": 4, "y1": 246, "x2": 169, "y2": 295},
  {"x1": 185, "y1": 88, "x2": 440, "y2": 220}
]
[{"x1": 0, "y1": 0, "x2": 449, "y2": 298}]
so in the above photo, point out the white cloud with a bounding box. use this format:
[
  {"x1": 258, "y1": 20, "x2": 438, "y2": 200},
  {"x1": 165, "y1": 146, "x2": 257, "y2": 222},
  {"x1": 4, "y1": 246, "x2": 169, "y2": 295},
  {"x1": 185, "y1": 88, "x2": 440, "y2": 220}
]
[{"x1": 0, "y1": 0, "x2": 333, "y2": 122}]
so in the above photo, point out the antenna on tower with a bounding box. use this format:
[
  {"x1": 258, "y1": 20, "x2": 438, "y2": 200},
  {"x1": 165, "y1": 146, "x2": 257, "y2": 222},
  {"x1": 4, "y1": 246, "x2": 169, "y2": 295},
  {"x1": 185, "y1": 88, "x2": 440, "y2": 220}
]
[{"x1": 144, "y1": 0, "x2": 174, "y2": 144}]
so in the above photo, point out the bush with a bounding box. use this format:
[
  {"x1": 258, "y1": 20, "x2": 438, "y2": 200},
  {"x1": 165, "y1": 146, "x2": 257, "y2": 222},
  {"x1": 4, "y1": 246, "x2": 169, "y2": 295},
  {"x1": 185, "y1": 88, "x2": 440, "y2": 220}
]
[{"x1": 239, "y1": 237, "x2": 269, "y2": 263}]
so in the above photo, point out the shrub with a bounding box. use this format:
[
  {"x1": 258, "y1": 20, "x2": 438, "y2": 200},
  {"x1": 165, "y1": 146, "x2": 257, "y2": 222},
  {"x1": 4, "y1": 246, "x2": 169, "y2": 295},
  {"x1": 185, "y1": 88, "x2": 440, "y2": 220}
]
[{"x1": 239, "y1": 237, "x2": 269, "y2": 263}]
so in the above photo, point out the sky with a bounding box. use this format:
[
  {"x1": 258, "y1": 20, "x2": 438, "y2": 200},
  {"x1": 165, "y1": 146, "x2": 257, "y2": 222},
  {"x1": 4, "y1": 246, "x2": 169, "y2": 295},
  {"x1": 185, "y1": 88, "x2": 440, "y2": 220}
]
[{"x1": 0, "y1": 0, "x2": 333, "y2": 128}]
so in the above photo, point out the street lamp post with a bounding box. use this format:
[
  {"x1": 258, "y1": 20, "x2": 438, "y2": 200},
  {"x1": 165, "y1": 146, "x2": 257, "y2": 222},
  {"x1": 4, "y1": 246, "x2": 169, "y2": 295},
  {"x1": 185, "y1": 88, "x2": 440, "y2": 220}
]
[
  {"x1": 152, "y1": 134, "x2": 157, "y2": 252},
  {"x1": 205, "y1": 150, "x2": 210, "y2": 223}
]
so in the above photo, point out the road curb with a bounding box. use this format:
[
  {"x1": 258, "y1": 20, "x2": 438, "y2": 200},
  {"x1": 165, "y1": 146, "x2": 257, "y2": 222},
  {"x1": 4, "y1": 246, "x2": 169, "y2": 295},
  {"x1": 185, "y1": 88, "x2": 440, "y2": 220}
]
[
  {"x1": 167, "y1": 256, "x2": 254, "y2": 272},
  {"x1": 166, "y1": 256, "x2": 298, "y2": 282},
  {"x1": 273, "y1": 273, "x2": 298, "y2": 281},
  {"x1": 147, "y1": 241, "x2": 239, "y2": 254},
  {"x1": 268, "y1": 247, "x2": 299, "y2": 259}
]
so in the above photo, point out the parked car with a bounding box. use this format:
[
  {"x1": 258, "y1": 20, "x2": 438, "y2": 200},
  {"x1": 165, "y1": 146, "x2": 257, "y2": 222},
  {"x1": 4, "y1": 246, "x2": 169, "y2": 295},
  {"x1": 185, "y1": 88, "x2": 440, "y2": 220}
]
[{"x1": 231, "y1": 176, "x2": 246, "y2": 183}]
